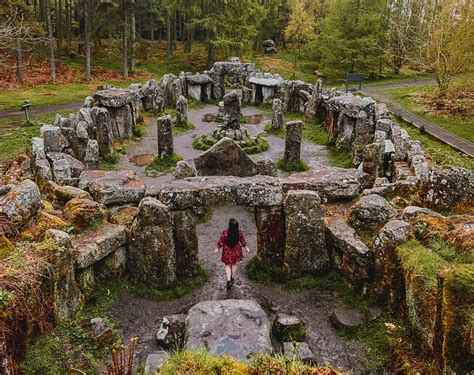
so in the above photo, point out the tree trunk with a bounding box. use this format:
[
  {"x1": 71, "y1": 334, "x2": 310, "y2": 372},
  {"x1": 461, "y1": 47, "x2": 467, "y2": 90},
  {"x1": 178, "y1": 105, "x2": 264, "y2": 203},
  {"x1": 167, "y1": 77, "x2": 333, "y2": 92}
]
[
  {"x1": 130, "y1": 0, "x2": 136, "y2": 72},
  {"x1": 46, "y1": 0, "x2": 56, "y2": 82},
  {"x1": 16, "y1": 40, "x2": 24, "y2": 84},
  {"x1": 65, "y1": 0, "x2": 70, "y2": 51},
  {"x1": 58, "y1": 0, "x2": 63, "y2": 60},
  {"x1": 122, "y1": 0, "x2": 129, "y2": 78},
  {"x1": 84, "y1": 0, "x2": 91, "y2": 80},
  {"x1": 166, "y1": 10, "x2": 172, "y2": 64}
]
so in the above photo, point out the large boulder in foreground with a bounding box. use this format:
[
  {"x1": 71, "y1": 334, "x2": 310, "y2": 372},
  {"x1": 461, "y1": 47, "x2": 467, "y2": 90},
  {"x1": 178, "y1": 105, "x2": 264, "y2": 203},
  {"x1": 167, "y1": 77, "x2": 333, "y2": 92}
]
[
  {"x1": 194, "y1": 137, "x2": 258, "y2": 177},
  {"x1": 0, "y1": 179, "x2": 41, "y2": 226},
  {"x1": 79, "y1": 170, "x2": 145, "y2": 205},
  {"x1": 185, "y1": 299, "x2": 272, "y2": 360}
]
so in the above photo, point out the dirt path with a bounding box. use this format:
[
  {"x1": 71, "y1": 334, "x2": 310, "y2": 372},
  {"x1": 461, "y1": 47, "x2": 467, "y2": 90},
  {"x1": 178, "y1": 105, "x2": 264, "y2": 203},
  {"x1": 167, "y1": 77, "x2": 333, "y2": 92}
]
[
  {"x1": 111, "y1": 205, "x2": 365, "y2": 371},
  {"x1": 0, "y1": 101, "x2": 83, "y2": 120},
  {"x1": 363, "y1": 80, "x2": 474, "y2": 157}
]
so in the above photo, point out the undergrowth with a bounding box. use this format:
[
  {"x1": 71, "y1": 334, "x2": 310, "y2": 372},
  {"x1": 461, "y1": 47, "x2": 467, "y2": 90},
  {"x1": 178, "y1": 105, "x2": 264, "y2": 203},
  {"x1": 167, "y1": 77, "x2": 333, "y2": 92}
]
[
  {"x1": 276, "y1": 158, "x2": 309, "y2": 172},
  {"x1": 99, "y1": 151, "x2": 120, "y2": 171},
  {"x1": 20, "y1": 267, "x2": 207, "y2": 374},
  {"x1": 145, "y1": 153, "x2": 183, "y2": 177}
]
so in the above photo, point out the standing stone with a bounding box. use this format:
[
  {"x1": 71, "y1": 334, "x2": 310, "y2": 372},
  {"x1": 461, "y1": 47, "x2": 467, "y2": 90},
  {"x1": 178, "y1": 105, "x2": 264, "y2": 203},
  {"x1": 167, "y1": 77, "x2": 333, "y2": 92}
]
[
  {"x1": 176, "y1": 95, "x2": 189, "y2": 127},
  {"x1": 222, "y1": 91, "x2": 241, "y2": 129},
  {"x1": 173, "y1": 161, "x2": 196, "y2": 179},
  {"x1": 84, "y1": 139, "x2": 100, "y2": 169},
  {"x1": 157, "y1": 115, "x2": 174, "y2": 159},
  {"x1": 255, "y1": 205, "x2": 285, "y2": 267},
  {"x1": 172, "y1": 210, "x2": 199, "y2": 278},
  {"x1": 284, "y1": 120, "x2": 303, "y2": 165},
  {"x1": 129, "y1": 197, "x2": 176, "y2": 287},
  {"x1": 271, "y1": 98, "x2": 284, "y2": 130},
  {"x1": 284, "y1": 190, "x2": 328, "y2": 274}
]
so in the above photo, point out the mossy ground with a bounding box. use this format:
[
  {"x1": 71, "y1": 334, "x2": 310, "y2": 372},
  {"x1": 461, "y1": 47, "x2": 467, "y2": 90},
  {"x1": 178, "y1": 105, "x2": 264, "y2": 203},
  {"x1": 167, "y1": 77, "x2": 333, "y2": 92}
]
[
  {"x1": 20, "y1": 267, "x2": 207, "y2": 374},
  {"x1": 145, "y1": 153, "x2": 183, "y2": 177},
  {"x1": 276, "y1": 158, "x2": 309, "y2": 173},
  {"x1": 159, "y1": 349, "x2": 338, "y2": 375},
  {"x1": 192, "y1": 134, "x2": 269, "y2": 154}
]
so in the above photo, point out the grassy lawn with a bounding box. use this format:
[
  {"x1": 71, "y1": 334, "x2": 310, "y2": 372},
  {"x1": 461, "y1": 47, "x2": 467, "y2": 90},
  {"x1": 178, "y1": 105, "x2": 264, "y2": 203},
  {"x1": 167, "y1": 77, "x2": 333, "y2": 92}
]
[
  {"x1": 379, "y1": 83, "x2": 474, "y2": 143},
  {"x1": 0, "y1": 109, "x2": 75, "y2": 164},
  {"x1": 397, "y1": 116, "x2": 474, "y2": 170}
]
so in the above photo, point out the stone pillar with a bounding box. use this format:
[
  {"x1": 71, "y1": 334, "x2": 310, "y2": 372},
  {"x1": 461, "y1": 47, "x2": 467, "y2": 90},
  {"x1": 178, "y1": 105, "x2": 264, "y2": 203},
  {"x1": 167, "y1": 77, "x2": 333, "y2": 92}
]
[
  {"x1": 283, "y1": 190, "x2": 328, "y2": 274},
  {"x1": 173, "y1": 210, "x2": 199, "y2": 278},
  {"x1": 255, "y1": 205, "x2": 285, "y2": 267},
  {"x1": 223, "y1": 91, "x2": 241, "y2": 129},
  {"x1": 44, "y1": 229, "x2": 83, "y2": 319},
  {"x1": 362, "y1": 142, "x2": 383, "y2": 187},
  {"x1": 176, "y1": 95, "x2": 189, "y2": 127},
  {"x1": 157, "y1": 115, "x2": 174, "y2": 159},
  {"x1": 284, "y1": 120, "x2": 303, "y2": 165},
  {"x1": 129, "y1": 197, "x2": 176, "y2": 287},
  {"x1": 271, "y1": 98, "x2": 284, "y2": 130},
  {"x1": 352, "y1": 110, "x2": 375, "y2": 165}
]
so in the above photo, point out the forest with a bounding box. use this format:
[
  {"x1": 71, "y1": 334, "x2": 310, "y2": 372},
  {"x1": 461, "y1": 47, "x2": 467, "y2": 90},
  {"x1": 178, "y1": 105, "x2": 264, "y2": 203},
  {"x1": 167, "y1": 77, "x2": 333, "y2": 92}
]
[{"x1": 1, "y1": 0, "x2": 473, "y2": 96}]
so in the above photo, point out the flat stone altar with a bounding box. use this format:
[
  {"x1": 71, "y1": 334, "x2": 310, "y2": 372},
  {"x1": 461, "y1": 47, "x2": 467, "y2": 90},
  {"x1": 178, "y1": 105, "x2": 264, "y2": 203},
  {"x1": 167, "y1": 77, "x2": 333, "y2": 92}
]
[{"x1": 185, "y1": 299, "x2": 272, "y2": 360}]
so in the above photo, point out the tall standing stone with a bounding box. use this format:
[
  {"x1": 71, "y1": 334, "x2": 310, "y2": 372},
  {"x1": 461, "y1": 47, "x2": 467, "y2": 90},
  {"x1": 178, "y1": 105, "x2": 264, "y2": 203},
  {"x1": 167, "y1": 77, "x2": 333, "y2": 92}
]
[
  {"x1": 284, "y1": 190, "x2": 328, "y2": 274},
  {"x1": 173, "y1": 210, "x2": 199, "y2": 278},
  {"x1": 255, "y1": 205, "x2": 285, "y2": 267},
  {"x1": 284, "y1": 120, "x2": 303, "y2": 165},
  {"x1": 129, "y1": 197, "x2": 176, "y2": 286},
  {"x1": 176, "y1": 95, "x2": 189, "y2": 127},
  {"x1": 272, "y1": 98, "x2": 284, "y2": 130},
  {"x1": 157, "y1": 115, "x2": 173, "y2": 159},
  {"x1": 222, "y1": 91, "x2": 241, "y2": 129}
]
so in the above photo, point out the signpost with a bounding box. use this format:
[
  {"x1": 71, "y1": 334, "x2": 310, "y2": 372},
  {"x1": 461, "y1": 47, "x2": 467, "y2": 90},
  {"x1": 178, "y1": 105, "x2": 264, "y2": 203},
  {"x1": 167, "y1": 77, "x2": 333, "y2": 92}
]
[
  {"x1": 21, "y1": 100, "x2": 31, "y2": 124},
  {"x1": 345, "y1": 73, "x2": 364, "y2": 92}
]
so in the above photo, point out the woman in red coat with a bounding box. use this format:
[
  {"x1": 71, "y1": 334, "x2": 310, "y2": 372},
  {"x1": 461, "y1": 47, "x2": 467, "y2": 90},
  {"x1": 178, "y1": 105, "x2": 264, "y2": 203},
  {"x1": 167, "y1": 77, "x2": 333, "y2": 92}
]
[{"x1": 214, "y1": 218, "x2": 250, "y2": 290}]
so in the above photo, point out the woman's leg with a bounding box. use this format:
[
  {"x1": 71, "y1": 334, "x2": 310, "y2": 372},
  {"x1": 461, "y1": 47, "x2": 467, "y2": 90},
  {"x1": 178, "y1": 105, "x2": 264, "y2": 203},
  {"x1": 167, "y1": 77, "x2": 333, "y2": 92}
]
[
  {"x1": 224, "y1": 264, "x2": 232, "y2": 281},
  {"x1": 231, "y1": 263, "x2": 238, "y2": 279}
]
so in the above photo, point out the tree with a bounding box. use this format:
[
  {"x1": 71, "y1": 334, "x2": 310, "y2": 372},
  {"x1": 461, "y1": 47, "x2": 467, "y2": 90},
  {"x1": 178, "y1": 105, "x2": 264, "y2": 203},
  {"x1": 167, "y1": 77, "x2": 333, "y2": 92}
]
[
  {"x1": 84, "y1": 0, "x2": 91, "y2": 80},
  {"x1": 419, "y1": 0, "x2": 474, "y2": 96},
  {"x1": 284, "y1": 0, "x2": 315, "y2": 76},
  {"x1": 318, "y1": 0, "x2": 388, "y2": 77},
  {"x1": 122, "y1": 0, "x2": 128, "y2": 78},
  {"x1": 45, "y1": 0, "x2": 56, "y2": 82}
]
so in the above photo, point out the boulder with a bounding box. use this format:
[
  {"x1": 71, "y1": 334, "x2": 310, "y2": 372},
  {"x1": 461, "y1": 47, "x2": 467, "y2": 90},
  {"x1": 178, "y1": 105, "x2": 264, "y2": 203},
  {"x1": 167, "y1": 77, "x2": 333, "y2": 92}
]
[
  {"x1": 109, "y1": 205, "x2": 139, "y2": 226},
  {"x1": 0, "y1": 179, "x2": 41, "y2": 226},
  {"x1": 81, "y1": 317, "x2": 114, "y2": 345},
  {"x1": 47, "y1": 152, "x2": 85, "y2": 185},
  {"x1": 84, "y1": 140, "x2": 100, "y2": 169},
  {"x1": 172, "y1": 211, "x2": 199, "y2": 278},
  {"x1": 89, "y1": 107, "x2": 114, "y2": 157},
  {"x1": 348, "y1": 194, "x2": 396, "y2": 230},
  {"x1": 93, "y1": 88, "x2": 140, "y2": 108},
  {"x1": 21, "y1": 211, "x2": 70, "y2": 241},
  {"x1": 222, "y1": 91, "x2": 241, "y2": 129},
  {"x1": 73, "y1": 223, "x2": 128, "y2": 270},
  {"x1": 129, "y1": 197, "x2": 176, "y2": 286},
  {"x1": 327, "y1": 219, "x2": 372, "y2": 288},
  {"x1": 283, "y1": 167, "x2": 370, "y2": 202},
  {"x1": 41, "y1": 124, "x2": 68, "y2": 153},
  {"x1": 157, "y1": 115, "x2": 174, "y2": 159},
  {"x1": 42, "y1": 181, "x2": 91, "y2": 205},
  {"x1": 185, "y1": 299, "x2": 272, "y2": 360},
  {"x1": 283, "y1": 342, "x2": 314, "y2": 363},
  {"x1": 173, "y1": 161, "x2": 196, "y2": 179},
  {"x1": 175, "y1": 95, "x2": 189, "y2": 127},
  {"x1": 284, "y1": 120, "x2": 303, "y2": 165},
  {"x1": 330, "y1": 307, "x2": 364, "y2": 331},
  {"x1": 156, "y1": 314, "x2": 187, "y2": 349},
  {"x1": 144, "y1": 352, "x2": 169, "y2": 374},
  {"x1": 79, "y1": 170, "x2": 145, "y2": 205},
  {"x1": 194, "y1": 138, "x2": 258, "y2": 177},
  {"x1": 64, "y1": 198, "x2": 108, "y2": 229},
  {"x1": 419, "y1": 167, "x2": 473, "y2": 213},
  {"x1": 256, "y1": 158, "x2": 278, "y2": 177},
  {"x1": 273, "y1": 313, "x2": 306, "y2": 341},
  {"x1": 284, "y1": 190, "x2": 328, "y2": 274}
]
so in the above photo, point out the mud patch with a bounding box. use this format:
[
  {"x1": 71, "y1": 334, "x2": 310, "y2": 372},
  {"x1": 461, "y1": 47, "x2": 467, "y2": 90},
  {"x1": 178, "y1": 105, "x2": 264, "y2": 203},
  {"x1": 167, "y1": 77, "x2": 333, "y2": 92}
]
[
  {"x1": 129, "y1": 154, "x2": 155, "y2": 167},
  {"x1": 202, "y1": 113, "x2": 216, "y2": 122},
  {"x1": 243, "y1": 114, "x2": 265, "y2": 125}
]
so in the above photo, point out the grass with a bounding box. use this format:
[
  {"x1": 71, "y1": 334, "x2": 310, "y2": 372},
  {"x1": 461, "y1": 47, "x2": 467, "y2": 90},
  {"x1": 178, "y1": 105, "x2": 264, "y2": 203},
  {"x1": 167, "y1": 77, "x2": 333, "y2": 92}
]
[
  {"x1": 191, "y1": 207, "x2": 213, "y2": 224},
  {"x1": 396, "y1": 116, "x2": 474, "y2": 170},
  {"x1": 0, "y1": 109, "x2": 75, "y2": 164},
  {"x1": 159, "y1": 349, "x2": 337, "y2": 375},
  {"x1": 98, "y1": 151, "x2": 120, "y2": 171},
  {"x1": 21, "y1": 268, "x2": 207, "y2": 374},
  {"x1": 379, "y1": 83, "x2": 474, "y2": 143},
  {"x1": 276, "y1": 158, "x2": 309, "y2": 173},
  {"x1": 145, "y1": 153, "x2": 183, "y2": 177},
  {"x1": 174, "y1": 122, "x2": 195, "y2": 136}
]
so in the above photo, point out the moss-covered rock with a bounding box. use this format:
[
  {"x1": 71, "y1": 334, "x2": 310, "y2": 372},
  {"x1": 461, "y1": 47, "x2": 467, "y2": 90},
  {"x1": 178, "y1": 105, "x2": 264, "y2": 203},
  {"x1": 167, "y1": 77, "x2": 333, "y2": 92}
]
[
  {"x1": 21, "y1": 211, "x2": 70, "y2": 241},
  {"x1": 0, "y1": 233, "x2": 14, "y2": 260},
  {"x1": 64, "y1": 198, "x2": 108, "y2": 230}
]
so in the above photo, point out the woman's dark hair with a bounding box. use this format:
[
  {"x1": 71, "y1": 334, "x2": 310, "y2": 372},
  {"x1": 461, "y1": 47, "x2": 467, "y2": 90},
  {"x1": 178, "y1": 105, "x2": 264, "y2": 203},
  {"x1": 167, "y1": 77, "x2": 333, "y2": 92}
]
[{"x1": 226, "y1": 218, "x2": 239, "y2": 247}]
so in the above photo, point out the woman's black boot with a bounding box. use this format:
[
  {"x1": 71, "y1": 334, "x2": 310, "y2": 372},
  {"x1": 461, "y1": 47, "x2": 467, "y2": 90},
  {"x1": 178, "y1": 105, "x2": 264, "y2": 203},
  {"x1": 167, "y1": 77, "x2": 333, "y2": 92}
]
[
  {"x1": 230, "y1": 277, "x2": 235, "y2": 285},
  {"x1": 226, "y1": 281, "x2": 232, "y2": 290}
]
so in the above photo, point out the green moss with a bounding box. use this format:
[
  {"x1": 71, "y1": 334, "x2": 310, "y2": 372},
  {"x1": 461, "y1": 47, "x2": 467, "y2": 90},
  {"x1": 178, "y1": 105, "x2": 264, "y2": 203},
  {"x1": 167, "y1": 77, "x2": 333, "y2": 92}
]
[
  {"x1": 188, "y1": 99, "x2": 206, "y2": 110},
  {"x1": 245, "y1": 256, "x2": 286, "y2": 283},
  {"x1": 428, "y1": 236, "x2": 474, "y2": 264},
  {"x1": 132, "y1": 122, "x2": 148, "y2": 139},
  {"x1": 174, "y1": 121, "x2": 195, "y2": 136},
  {"x1": 21, "y1": 268, "x2": 207, "y2": 374},
  {"x1": 192, "y1": 207, "x2": 213, "y2": 224},
  {"x1": 99, "y1": 151, "x2": 120, "y2": 171},
  {"x1": 327, "y1": 147, "x2": 354, "y2": 168},
  {"x1": 276, "y1": 158, "x2": 309, "y2": 172},
  {"x1": 145, "y1": 153, "x2": 183, "y2": 177}
]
